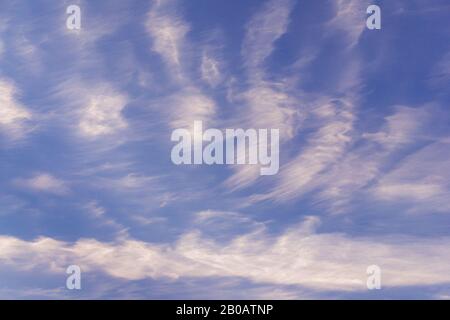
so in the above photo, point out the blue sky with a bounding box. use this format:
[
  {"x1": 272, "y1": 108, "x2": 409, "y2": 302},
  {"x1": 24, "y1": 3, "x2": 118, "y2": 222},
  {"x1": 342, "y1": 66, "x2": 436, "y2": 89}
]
[{"x1": 0, "y1": 0, "x2": 449, "y2": 299}]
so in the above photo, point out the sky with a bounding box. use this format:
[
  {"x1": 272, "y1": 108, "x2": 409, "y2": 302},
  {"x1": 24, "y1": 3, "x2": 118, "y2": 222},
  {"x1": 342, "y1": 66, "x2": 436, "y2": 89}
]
[{"x1": 0, "y1": 0, "x2": 449, "y2": 299}]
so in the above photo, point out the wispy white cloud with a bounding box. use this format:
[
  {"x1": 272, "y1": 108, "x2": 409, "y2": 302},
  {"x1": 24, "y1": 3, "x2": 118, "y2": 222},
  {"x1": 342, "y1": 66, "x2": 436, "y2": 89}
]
[
  {"x1": 428, "y1": 50, "x2": 450, "y2": 91},
  {"x1": 311, "y1": 149, "x2": 380, "y2": 213},
  {"x1": 223, "y1": 0, "x2": 299, "y2": 190},
  {"x1": 163, "y1": 88, "x2": 216, "y2": 130},
  {"x1": 194, "y1": 210, "x2": 265, "y2": 233},
  {"x1": 79, "y1": 91, "x2": 128, "y2": 138},
  {"x1": 239, "y1": 85, "x2": 301, "y2": 139},
  {"x1": 246, "y1": 98, "x2": 355, "y2": 202},
  {"x1": 0, "y1": 79, "x2": 33, "y2": 139},
  {"x1": 308, "y1": 106, "x2": 431, "y2": 212},
  {"x1": 145, "y1": 0, "x2": 219, "y2": 135},
  {"x1": 0, "y1": 38, "x2": 4, "y2": 59},
  {"x1": 146, "y1": 0, "x2": 190, "y2": 81},
  {"x1": 327, "y1": 0, "x2": 370, "y2": 48},
  {"x1": 276, "y1": 99, "x2": 354, "y2": 197},
  {"x1": 242, "y1": 0, "x2": 294, "y2": 74},
  {"x1": 310, "y1": 105, "x2": 443, "y2": 213},
  {"x1": 224, "y1": 165, "x2": 263, "y2": 192},
  {"x1": 91, "y1": 173, "x2": 178, "y2": 209},
  {"x1": 363, "y1": 106, "x2": 429, "y2": 149},
  {"x1": 201, "y1": 52, "x2": 222, "y2": 88},
  {"x1": 372, "y1": 141, "x2": 450, "y2": 213},
  {"x1": 13, "y1": 173, "x2": 69, "y2": 196},
  {"x1": 51, "y1": 79, "x2": 129, "y2": 139},
  {"x1": 84, "y1": 201, "x2": 129, "y2": 237},
  {"x1": 375, "y1": 183, "x2": 444, "y2": 201},
  {"x1": 224, "y1": 84, "x2": 301, "y2": 191},
  {"x1": 12, "y1": 34, "x2": 43, "y2": 73},
  {"x1": 0, "y1": 18, "x2": 6, "y2": 58},
  {"x1": 243, "y1": 101, "x2": 445, "y2": 214},
  {"x1": 59, "y1": 1, "x2": 132, "y2": 69}
]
